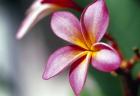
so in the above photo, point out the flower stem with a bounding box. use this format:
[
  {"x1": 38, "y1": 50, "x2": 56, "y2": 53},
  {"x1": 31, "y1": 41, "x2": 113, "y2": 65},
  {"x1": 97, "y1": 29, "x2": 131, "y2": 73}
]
[{"x1": 117, "y1": 69, "x2": 140, "y2": 96}]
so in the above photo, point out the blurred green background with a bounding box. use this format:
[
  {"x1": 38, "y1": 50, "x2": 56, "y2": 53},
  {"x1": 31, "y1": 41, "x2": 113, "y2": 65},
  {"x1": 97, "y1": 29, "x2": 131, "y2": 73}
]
[{"x1": 0, "y1": 0, "x2": 140, "y2": 96}]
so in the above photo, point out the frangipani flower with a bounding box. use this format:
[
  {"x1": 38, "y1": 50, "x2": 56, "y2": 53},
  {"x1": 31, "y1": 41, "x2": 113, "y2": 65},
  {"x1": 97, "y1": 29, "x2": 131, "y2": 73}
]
[
  {"x1": 43, "y1": 0, "x2": 121, "y2": 96},
  {"x1": 16, "y1": 0, "x2": 81, "y2": 39}
]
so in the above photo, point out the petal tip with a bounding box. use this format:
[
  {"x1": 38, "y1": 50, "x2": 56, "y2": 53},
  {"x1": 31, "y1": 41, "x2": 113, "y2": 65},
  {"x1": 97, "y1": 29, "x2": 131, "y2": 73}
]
[
  {"x1": 16, "y1": 32, "x2": 23, "y2": 40},
  {"x1": 74, "y1": 90, "x2": 81, "y2": 96},
  {"x1": 42, "y1": 72, "x2": 51, "y2": 80},
  {"x1": 69, "y1": 81, "x2": 81, "y2": 96},
  {"x1": 70, "y1": 79, "x2": 85, "y2": 96},
  {"x1": 16, "y1": 22, "x2": 29, "y2": 39}
]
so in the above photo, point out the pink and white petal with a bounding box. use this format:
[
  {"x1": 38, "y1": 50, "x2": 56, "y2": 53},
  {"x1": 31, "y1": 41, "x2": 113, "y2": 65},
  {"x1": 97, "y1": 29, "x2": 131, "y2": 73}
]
[
  {"x1": 16, "y1": 4, "x2": 60, "y2": 39},
  {"x1": 92, "y1": 42, "x2": 121, "y2": 72},
  {"x1": 69, "y1": 52, "x2": 91, "y2": 96},
  {"x1": 43, "y1": 45, "x2": 87, "y2": 80},
  {"x1": 51, "y1": 12, "x2": 88, "y2": 49},
  {"x1": 81, "y1": 0, "x2": 109, "y2": 44}
]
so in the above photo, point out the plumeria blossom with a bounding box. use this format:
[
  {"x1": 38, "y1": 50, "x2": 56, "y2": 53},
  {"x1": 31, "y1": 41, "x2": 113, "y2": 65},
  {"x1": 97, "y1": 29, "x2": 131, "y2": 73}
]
[
  {"x1": 43, "y1": 0, "x2": 121, "y2": 96},
  {"x1": 16, "y1": 0, "x2": 81, "y2": 39}
]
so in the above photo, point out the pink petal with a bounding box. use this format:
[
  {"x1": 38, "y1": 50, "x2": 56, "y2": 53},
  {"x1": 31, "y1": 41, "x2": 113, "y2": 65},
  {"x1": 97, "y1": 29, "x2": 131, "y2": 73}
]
[
  {"x1": 69, "y1": 52, "x2": 91, "y2": 96},
  {"x1": 43, "y1": 45, "x2": 87, "y2": 80},
  {"x1": 51, "y1": 12, "x2": 88, "y2": 49},
  {"x1": 81, "y1": 0, "x2": 109, "y2": 45},
  {"x1": 16, "y1": 2, "x2": 60, "y2": 39},
  {"x1": 92, "y1": 42, "x2": 121, "y2": 72}
]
